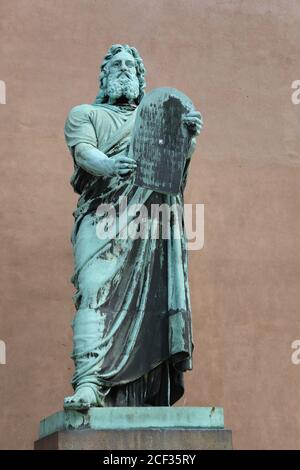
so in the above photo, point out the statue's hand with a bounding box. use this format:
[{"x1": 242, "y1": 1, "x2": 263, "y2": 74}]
[
  {"x1": 183, "y1": 110, "x2": 203, "y2": 136},
  {"x1": 111, "y1": 155, "x2": 137, "y2": 176}
]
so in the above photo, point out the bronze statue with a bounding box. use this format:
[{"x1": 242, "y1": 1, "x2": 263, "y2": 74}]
[{"x1": 64, "y1": 44, "x2": 202, "y2": 410}]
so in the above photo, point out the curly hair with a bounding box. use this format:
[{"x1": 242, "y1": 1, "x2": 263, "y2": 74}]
[{"x1": 94, "y1": 44, "x2": 146, "y2": 105}]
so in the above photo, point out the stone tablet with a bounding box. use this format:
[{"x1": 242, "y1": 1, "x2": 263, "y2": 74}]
[{"x1": 130, "y1": 87, "x2": 194, "y2": 195}]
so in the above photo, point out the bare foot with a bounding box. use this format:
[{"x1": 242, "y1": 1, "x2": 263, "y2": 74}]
[{"x1": 64, "y1": 386, "x2": 98, "y2": 411}]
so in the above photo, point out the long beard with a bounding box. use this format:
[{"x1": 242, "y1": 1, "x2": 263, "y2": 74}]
[{"x1": 106, "y1": 74, "x2": 140, "y2": 102}]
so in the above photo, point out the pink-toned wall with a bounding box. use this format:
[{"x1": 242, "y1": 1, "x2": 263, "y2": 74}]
[{"x1": 0, "y1": 0, "x2": 300, "y2": 450}]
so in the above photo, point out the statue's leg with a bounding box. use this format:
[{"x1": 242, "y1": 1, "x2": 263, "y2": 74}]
[
  {"x1": 64, "y1": 290, "x2": 111, "y2": 410},
  {"x1": 64, "y1": 210, "x2": 116, "y2": 410}
]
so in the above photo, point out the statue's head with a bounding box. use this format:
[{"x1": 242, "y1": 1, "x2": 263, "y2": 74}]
[{"x1": 94, "y1": 44, "x2": 146, "y2": 105}]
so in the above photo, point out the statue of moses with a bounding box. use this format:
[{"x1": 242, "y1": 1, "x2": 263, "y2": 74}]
[{"x1": 64, "y1": 44, "x2": 202, "y2": 410}]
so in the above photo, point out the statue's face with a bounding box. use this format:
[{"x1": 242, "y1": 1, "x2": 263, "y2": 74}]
[
  {"x1": 108, "y1": 51, "x2": 137, "y2": 80},
  {"x1": 106, "y1": 50, "x2": 140, "y2": 104}
]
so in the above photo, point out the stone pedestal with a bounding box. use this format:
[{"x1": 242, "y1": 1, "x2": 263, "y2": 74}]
[{"x1": 34, "y1": 407, "x2": 232, "y2": 450}]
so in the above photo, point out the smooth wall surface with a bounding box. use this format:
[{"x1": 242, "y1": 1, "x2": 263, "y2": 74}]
[{"x1": 0, "y1": 0, "x2": 300, "y2": 449}]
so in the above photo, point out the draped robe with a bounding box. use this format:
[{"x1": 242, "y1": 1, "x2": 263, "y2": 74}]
[{"x1": 64, "y1": 102, "x2": 195, "y2": 406}]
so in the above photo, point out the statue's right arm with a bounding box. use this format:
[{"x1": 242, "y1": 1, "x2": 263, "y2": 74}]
[
  {"x1": 74, "y1": 143, "x2": 137, "y2": 178},
  {"x1": 65, "y1": 105, "x2": 136, "y2": 177},
  {"x1": 74, "y1": 143, "x2": 115, "y2": 177}
]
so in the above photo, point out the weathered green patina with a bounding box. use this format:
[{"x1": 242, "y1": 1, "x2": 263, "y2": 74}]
[{"x1": 63, "y1": 44, "x2": 203, "y2": 410}]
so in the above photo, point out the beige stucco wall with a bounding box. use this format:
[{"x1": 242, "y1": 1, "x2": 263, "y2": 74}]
[{"x1": 0, "y1": 0, "x2": 300, "y2": 449}]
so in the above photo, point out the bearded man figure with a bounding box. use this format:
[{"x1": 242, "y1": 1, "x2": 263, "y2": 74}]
[{"x1": 63, "y1": 44, "x2": 202, "y2": 410}]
